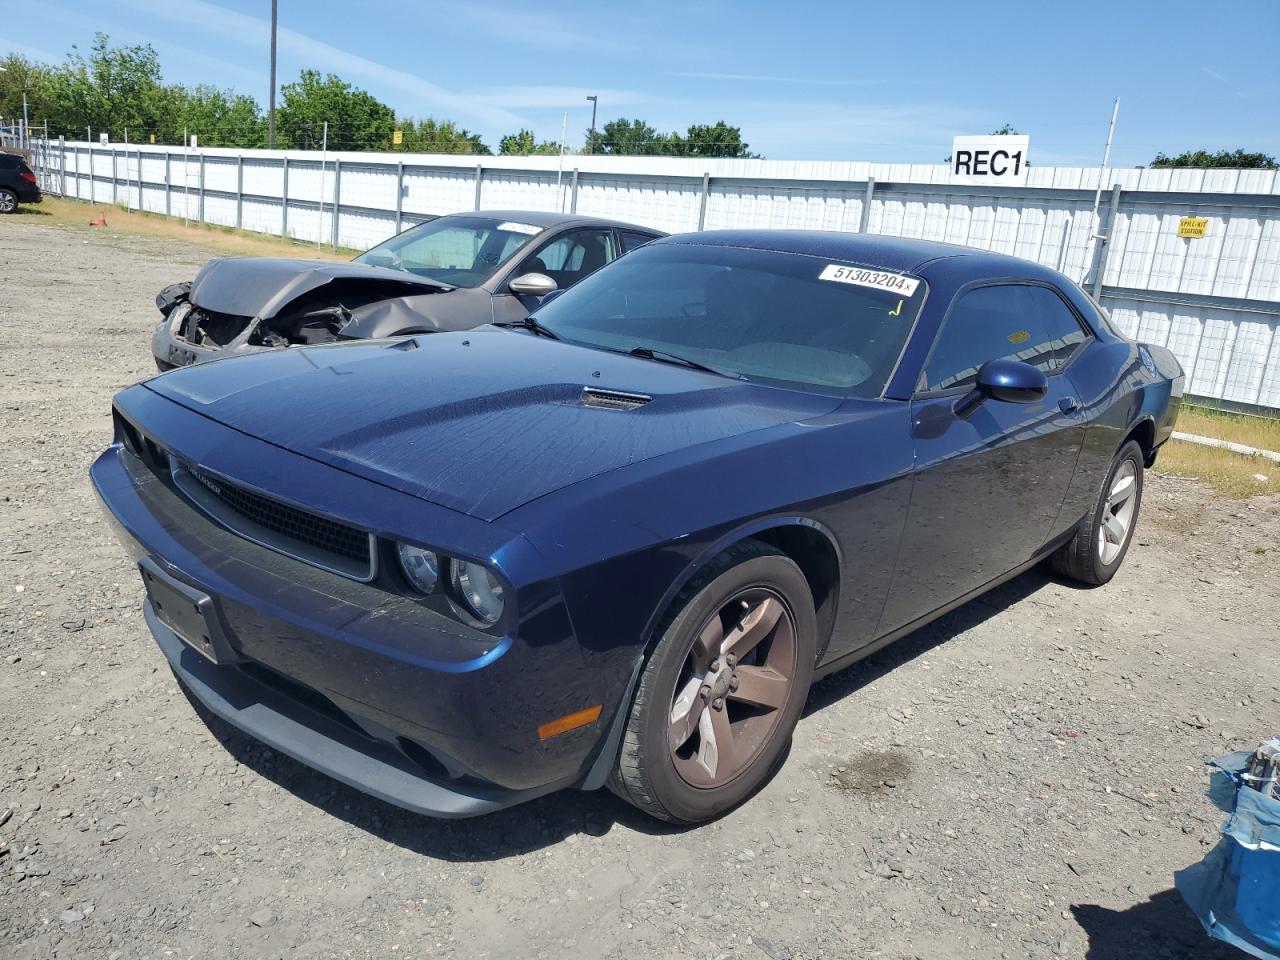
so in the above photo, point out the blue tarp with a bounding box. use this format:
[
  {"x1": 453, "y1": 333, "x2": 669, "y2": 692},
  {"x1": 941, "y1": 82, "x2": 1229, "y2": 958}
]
[{"x1": 1176, "y1": 750, "x2": 1280, "y2": 959}]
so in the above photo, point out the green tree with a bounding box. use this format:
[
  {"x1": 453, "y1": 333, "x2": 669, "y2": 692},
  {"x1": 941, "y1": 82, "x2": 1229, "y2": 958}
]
[
  {"x1": 171, "y1": 85, "x2": 265, "y2": 147},
  {"x1": 585, "y1": 117, "x2": 754, "y2": 158},
  {"x1": 43, "y1": 34, "x2": 171, "y2": 138},
  {"x1": 276, "y1": 70, "x2": 395, "y2": 151},
  {"x1": 590, "y1": 118, "x2": 660, "y2": 155},
  {"x1": 682, "y1": 121, "x2": 754, "y2": 158},
  {"x1": 498, "y1": 128, "x2": 559, "y2": 156},
  {"x1": 395, "y1": 117, "x2": 490, "y2": 154},
  {"x1": 0, "y1": 54, "x2": 55, "y2": 131},
  {"x1": 1150, "y1": 149, "x2": 1277, "y2": 169}
]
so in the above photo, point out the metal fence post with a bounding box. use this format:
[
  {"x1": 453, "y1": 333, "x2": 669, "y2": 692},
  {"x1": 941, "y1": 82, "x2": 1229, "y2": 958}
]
[
  {"x1": 281, "y1": 157, "x2": 289, "y2": 237},
  {"x1": 570, "y1": 167, "x2": 579, "y2": 214},
  {"x1": 57, "y1": 137, "x2": 64, "y2": 196},
  {"x1": 1091, "y1": 183, "x2": 1123, "y2": 298},
  {"x1": 859, "y1": 177, "x2": 876, "y2": 233},
  {"x1": 474, "y1": 164, "x2": 483, "y2": 210},
  {"x1": 698, "y1": 172, "x2": 711, "y2": 230},
  {"x1": 198, "y1": 153, "x2": 205, "y2": 223},
  {"x1": 330, "y1": 159, "x2": 343, "y2": 251},
  {"x1": 394, "y1": 161, "x2": 404, "y2": 232},
  {"x1": 111, "y1": 148, "x2": 117, "y2": 205},
  {"x1": 87, "y1": 143, "x2": 93, "y2": 202},
  {"x1": 165, "y1": 151, "x2": 171, "y2": 216},
  {"x1": 235, "y1": 154, "x2": 244, "y2": 229}
]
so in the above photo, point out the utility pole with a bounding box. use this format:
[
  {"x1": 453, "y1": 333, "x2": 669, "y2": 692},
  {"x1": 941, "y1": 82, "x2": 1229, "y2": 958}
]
[
  {"x1": 268, "y1": 0, "x2": 278, "y2": 148},
  {"x1": 586, "y1": 95, "x2": 597, "y2": 155}
]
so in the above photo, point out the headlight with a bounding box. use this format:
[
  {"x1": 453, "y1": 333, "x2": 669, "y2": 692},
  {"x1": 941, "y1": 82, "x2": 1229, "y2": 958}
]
[
  {"x1": 449, "y1": 559, "x2": 505, "y2": 627},
  {"x1": 396, "y1": 543, "x2": 439, "y2": 595}
]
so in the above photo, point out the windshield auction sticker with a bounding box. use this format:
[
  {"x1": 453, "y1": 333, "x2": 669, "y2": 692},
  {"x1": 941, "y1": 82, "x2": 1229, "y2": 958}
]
[
  {"x1": 498, "y1": 221, "x2": 541, "y2": 236},
  {"x1": 819, "y1": 264, "x2": 920, "y2": 297}
]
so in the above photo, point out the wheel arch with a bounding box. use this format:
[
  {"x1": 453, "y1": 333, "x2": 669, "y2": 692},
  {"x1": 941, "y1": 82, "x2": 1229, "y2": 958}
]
[
  {"x1": 579, "y1": 516, "x2": 841, "y2": 793},
  {"x1": 642, "y1": 516, "x2": 843, "y2": 665},
  {"x1": 1122, "y1": 416, "x2": 1157, "y2": 466}
]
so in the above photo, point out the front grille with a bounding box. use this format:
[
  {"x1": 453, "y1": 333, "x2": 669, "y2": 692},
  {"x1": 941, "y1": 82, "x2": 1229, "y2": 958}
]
[{"x1": 171, "y1": 459, "x2": 375, "y2": 581}]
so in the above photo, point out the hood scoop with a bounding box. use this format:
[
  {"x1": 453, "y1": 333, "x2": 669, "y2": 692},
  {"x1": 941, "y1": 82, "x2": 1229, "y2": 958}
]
[{"x1": 580, "y1": 386, "x2": 652, "y2": 410}]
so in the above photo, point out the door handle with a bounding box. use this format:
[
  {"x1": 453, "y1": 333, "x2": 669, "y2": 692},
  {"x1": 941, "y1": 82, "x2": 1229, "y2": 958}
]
[{"x1": 1058, "y1": 397, "x2": 1081, "y2": 415}]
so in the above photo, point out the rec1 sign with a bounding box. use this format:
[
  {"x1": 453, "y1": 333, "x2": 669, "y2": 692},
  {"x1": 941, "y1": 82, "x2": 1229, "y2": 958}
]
[{"x1": 951, "y1": 135, "x2": 1030, "y2": 186}]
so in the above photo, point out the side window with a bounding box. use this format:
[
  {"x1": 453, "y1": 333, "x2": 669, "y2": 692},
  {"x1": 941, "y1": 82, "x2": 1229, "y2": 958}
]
[
  {"x1": 1024, "y1": 285, "x2": 1090, "y2": 368},
  {"x1": 619, "y1": 230, "x2": 657, "y2": 253},
  {"x1": 519, "y1": 229, "x2": 617, "y2": 288},
  {"x1": 919, "y1": 285, "x2": 1055, "y2": 393},
  {"x1": 0, "y1": 155, "x2": 17, "y2": 170}
]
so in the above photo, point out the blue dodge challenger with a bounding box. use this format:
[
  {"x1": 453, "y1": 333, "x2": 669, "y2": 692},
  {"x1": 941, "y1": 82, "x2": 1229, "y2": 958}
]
[{"x1": 92, "y1": 231, "x2": 1183, "y2": 824}]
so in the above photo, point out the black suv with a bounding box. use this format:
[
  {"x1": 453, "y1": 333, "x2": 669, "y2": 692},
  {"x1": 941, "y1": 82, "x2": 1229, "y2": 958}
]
[{"x1": 0, "y1": 153, "x2": 41, "y2": 212}]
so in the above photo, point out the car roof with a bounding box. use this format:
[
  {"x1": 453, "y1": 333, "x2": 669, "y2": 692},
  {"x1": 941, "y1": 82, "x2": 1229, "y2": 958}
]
[
  {"x1": 465, "y1": 209, "x2": 665, "y2": 234},
  {"x1": 655, "y1": 229, "x2": 1048, "y2": 278}
]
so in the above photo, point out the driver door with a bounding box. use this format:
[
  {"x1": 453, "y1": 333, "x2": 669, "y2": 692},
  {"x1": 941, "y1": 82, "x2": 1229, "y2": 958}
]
[
  {"x1": 876, "y1": 283, "x2": 1088, "y2": 634},
  {"x1": 491, "y1": 228, "x2": 619, "y2": 323}
]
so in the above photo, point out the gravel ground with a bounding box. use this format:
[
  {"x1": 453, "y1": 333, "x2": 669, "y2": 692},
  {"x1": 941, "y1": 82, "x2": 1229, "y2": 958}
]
[{"x1": 1, "y1": 217, "x2": 1278, "y2": 960}]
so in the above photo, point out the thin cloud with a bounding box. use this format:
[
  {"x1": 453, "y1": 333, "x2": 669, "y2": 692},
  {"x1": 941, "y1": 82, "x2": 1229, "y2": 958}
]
[
  {"x1": 0, "y1": 36, "x2": 65, "y2": 64},
  {"x1": 669, "y1": 71, "x2": 867, "y2": 87},
  {"x1": 1201, "y1": 67, "x2": 1228, "y2": 83},
  {"x1": 5, "y1": 8, "x2": 261, "y2": 91},
  {"x1": 466, "y1": 86, "x2": 654, "y2": 110},
  {"x1": 116, "y1": 0, "x2": 522, "y2": 128}
]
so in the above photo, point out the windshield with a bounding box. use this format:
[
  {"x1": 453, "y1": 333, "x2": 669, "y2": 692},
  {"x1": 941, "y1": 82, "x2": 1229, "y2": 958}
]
[
  {"x1": 532, "y1": 243, "x2": 927, "y2": 396},
  {"x1": 355, "y1": 216, "x2": 542, "y2": 287}
]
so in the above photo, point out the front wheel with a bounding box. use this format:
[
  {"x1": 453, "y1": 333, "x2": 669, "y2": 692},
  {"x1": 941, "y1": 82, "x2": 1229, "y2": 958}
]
[
  {"x1": 1051, "y1": 439, "x2": 1144, "y2": 585},
  {"x1": 0, "y1": 189, "x2": 17, "y2": 214},
  {"x1": 613, "y1": 540, "x2": 816, "y2": 824}
]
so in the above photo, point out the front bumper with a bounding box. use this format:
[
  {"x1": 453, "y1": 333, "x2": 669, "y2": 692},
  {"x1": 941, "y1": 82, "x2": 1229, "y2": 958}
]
[
  {"x1": 145, "y1": 601, "x2": 559, "y2": 817},
  {"x1": 151, "y1": 310, "x2": 272, "y2": 370},
  {"x1": 91, "y1": 387, "x2": 629, "y2": 816}
]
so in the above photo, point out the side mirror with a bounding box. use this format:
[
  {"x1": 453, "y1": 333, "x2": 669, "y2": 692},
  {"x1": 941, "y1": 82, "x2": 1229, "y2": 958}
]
[
  {"x1": 954, "y1": 358, "x2": 1047, "y2": 417},
  {"x1": 508, "y1": 272, "x2": 558, "y2": 298}
]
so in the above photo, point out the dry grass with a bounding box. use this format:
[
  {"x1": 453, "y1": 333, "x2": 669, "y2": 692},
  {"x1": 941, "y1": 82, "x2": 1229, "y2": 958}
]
[
  {"x1": 1159, "y1": 404, "x2": 1280, "y2": 498},
  {"x1": 10, "y1": 195, "x2": 355, "y2": 261}
]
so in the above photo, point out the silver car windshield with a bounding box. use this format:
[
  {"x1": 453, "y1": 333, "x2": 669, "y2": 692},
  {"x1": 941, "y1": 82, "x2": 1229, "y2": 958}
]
[{"x1": 356, "y1": 216, "x2": 542, "y2": 288}]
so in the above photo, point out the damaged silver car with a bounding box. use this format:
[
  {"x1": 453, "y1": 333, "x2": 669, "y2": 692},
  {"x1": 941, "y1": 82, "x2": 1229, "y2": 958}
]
[{"x1": 152, "y1": 211, "x2": 664, "y2": 370}]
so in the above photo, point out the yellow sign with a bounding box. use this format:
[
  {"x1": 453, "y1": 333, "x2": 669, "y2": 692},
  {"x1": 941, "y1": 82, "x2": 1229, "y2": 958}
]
[
  {"x1": 1178, "y1": 216, "x2": 1208, "y2": 239},
  {"x1": 392, "y1": 129, "x2": 403, "y2": 146}
]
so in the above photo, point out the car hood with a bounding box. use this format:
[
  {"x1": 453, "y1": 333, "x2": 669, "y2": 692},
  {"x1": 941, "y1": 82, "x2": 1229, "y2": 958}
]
[
  {"x1": 144, "y1": 331, "x2": 841, "y2": 521},
  {"x1": 188, "y1": 257, "x2": 450, "y2": 319}
]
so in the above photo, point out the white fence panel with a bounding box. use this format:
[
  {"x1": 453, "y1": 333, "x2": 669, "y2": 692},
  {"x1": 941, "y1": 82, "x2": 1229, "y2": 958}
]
[{"x1": 31, "y1": 139, "x2": 1280, "y2": 412}]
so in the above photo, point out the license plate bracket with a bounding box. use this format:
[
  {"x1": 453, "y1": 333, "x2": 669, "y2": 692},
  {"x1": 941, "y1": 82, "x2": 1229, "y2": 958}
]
[{"x1": 139, "y1": 558, "x2": 238, "y2": 664}]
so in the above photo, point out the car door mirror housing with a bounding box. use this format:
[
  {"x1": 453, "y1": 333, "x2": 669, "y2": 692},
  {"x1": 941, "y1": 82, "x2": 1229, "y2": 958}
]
[
  {"x1": 954, "y1": 358, "x2": 1048, "y2": 417},
  {"x1": 508, "y1": 272, "x2": 558, "y2": 298}
]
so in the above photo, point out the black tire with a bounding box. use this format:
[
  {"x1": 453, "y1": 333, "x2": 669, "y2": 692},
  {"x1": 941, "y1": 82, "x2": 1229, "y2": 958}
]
[
  {"x1": 1051, "y1": 439, "x2": 1144, "y2": 585},
  {"x1": 0, "y1": 188, "x2": 18, "y2": 214},
  {"x1": 612, "y1": 540, "x2": 816, "y2": 824}
]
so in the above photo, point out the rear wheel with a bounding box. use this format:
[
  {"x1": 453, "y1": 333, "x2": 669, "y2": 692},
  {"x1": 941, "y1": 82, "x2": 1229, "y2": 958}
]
[
  {"x1": 613, "y1": 541, "x2": 816, "y2": 824},
  {"x1": 1051, "y1": 439, "x2": 1144, "y2": 585},
  {"x1": 0, "y1": 189, "x2": 17, "y2": 214}
]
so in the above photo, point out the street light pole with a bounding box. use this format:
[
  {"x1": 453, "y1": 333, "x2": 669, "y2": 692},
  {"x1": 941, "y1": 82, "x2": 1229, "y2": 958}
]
[
  {"x1": 268, "y1": 0, "x2": 278, "y2": 148},
  {"x1": 586, "y1": 95, "x2": 598, "y2": 155}
]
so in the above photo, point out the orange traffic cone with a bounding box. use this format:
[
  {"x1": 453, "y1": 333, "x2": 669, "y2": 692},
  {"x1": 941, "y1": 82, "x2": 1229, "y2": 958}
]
[{"x1": 89, "y1": 210, "x2": 108, "y2": 227}]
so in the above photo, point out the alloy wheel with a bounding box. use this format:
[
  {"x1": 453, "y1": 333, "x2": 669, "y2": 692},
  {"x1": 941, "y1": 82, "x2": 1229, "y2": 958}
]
[
  {"x1": 1097, "y1": 458, "x2": 1138, "y2": 564},
  {"x1": 0, "y1": 192, "x2": 15, "y2": 213},
  {"x1": 667, "y1": 588, "x2": 798, "y2": 788}
]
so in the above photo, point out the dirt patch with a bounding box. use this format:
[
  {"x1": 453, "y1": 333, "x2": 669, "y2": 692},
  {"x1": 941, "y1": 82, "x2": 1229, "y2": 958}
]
[
  {"x1": 1, "y1": 218, "x2": 1278, "y2": 960},
  {"x1": 828, "y1": 750, "x2": 914, "y2": 795}
]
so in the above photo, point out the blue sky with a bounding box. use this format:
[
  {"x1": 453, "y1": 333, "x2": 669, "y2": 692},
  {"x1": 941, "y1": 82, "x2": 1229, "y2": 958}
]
[{"x1": 5, "y1": 0, "x2": 1277, "y2": 164}]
